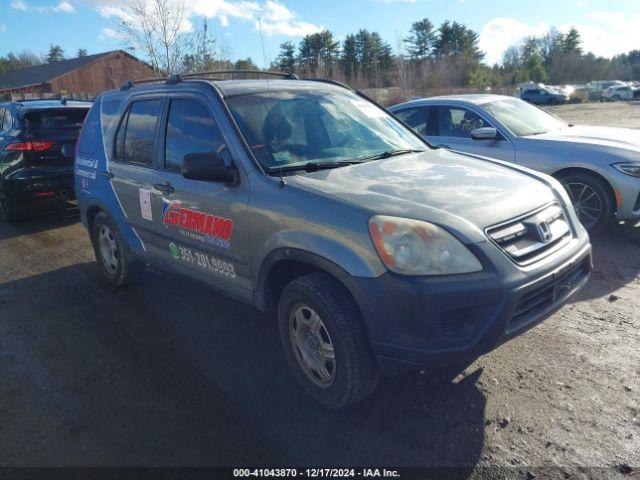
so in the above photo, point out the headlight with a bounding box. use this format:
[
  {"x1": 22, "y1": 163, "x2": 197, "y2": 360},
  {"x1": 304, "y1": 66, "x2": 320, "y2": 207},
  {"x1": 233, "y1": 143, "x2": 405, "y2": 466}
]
[
  {"x1": 612, "y1": 163, "x2": 640, "y2": 178},
  {"x1": 368, "y1": 215, "x2": 483, "y2": 275}
]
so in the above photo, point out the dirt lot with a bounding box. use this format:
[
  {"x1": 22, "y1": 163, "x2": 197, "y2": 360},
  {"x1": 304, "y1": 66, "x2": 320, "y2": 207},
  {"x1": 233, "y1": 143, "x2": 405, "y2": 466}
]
[
  {"x1": 0, "y1": 103, "x2": 639, "y2": 479},
  {"x1": 550, "y1": 101, "x2": 640, "y2": 129}
]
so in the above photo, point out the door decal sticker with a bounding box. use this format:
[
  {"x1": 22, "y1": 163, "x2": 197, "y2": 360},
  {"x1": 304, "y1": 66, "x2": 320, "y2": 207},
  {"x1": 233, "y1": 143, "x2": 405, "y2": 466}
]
[
  {"x1": 139, "y1": 188, "x2": 153, "y2": 221},
  {"x1": 162, "y1": 199, "x2": 233, "y2": 249}
]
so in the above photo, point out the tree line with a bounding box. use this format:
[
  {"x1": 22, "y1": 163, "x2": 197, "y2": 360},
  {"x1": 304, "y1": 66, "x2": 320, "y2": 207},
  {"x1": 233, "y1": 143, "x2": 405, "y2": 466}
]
[
  {"x1": 273, "y1": 19, "x2": 640, "y2": 90},
  {"x1": 0, "y1": 45, "x2": 88, "y2": 74}
]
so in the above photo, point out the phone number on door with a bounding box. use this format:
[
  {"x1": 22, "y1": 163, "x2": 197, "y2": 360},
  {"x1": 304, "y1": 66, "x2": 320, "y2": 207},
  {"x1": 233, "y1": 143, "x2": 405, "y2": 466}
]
[{"x1": 170, "y1": 242, "x2": 236, "y2": 278}]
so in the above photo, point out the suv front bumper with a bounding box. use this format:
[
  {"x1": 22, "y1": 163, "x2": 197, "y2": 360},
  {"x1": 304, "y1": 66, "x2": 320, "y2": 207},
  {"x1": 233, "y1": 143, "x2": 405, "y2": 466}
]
[{"x1": 350, "y1": 239, "x2": 592, "y2": 375}]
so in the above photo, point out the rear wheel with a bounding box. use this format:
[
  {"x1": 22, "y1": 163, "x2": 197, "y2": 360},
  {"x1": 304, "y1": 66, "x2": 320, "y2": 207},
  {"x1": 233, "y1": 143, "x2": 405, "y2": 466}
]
[
  {"x1": 559, "y1": 172, "x2": 613, "y2": 233},
  {"x1": 90, "y1": 212, "x2": 145, "y2": 286},
  {"x1": 278, "y1": 272, "x2": 379, "y2": 409},
  {"x1": 548, "y1": 98, "x2": 558, "y2": 106}
]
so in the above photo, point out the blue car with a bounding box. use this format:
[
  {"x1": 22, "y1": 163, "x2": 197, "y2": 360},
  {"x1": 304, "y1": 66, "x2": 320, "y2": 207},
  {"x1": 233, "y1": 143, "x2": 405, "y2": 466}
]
[{"x1": 521, "y1": 87, "x2": 569, "y2": 106}]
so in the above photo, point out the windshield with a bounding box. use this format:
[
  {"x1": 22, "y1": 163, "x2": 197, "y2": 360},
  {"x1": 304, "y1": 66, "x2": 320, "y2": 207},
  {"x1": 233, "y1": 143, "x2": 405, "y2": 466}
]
[
  {"x1": 225, "y1": 89, "x2": 425, "y2": 171},
  {"x1": 482, "y1": 97, "x2": 567, "y2": 136}
]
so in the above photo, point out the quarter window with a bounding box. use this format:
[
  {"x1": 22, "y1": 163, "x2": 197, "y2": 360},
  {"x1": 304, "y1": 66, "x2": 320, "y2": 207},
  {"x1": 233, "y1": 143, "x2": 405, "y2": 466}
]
[
  {"x1": 117, "y1": 99, "x2": 162, "y2": 165},
  {"x1": 164, "y1": 99, "x2": 230, "y2": 173}
]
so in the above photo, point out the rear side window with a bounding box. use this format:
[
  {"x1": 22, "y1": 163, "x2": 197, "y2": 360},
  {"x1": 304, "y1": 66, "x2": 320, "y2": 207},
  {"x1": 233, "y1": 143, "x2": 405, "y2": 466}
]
[
  {"x1": 394, "y1": 107, "x2": 429, "y2": 136},
  {"x1": 77, "y1": 103, "x2": 100, "y2": 155},
  {"x1": 164, "y1": 99, "x2": 230, "y2": 173},
  {"x1": 116, "y1": 99, "x2": 162, "y2": 166},
  {"x1": 24, "y1": 108, "x2": 87, "y2": 128}
]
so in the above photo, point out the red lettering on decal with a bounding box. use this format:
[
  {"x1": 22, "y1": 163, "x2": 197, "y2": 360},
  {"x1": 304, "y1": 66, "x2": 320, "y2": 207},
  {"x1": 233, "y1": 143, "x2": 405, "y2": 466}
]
[{"x1": 163, "y1": 201, "x2": 234, "y2": 242}]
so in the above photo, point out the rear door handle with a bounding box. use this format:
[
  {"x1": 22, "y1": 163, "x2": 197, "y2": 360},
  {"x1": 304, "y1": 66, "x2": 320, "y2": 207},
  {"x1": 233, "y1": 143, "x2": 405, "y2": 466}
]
[{"x1": 154, "y1": 182, "x2": 174, "y2": 194}]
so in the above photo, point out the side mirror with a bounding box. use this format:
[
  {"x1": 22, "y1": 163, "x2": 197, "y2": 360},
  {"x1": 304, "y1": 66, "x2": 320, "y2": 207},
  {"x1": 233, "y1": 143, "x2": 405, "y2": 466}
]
[
  {"x1": 181, "y1": 152, "x2": 238, "y2": 184},
  {"x1": 471, "y1": 127, "x2": 498, "y2": 141}
]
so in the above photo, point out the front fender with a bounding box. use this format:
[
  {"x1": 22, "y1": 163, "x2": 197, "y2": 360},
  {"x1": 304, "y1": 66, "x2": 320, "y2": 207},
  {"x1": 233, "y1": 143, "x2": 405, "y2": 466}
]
[{"x1": 256, "y1": 230, "x2": 385, "y2": 280}]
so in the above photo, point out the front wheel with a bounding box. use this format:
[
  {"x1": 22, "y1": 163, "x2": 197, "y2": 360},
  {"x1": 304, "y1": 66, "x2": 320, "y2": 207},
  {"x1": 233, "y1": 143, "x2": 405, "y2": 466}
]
[
  {"x1": 278, "y1": 273, "x2": 379, "y2": 409},
  {"x1": 90, "y1": 212, "x2": 145, "y2": 286},
  {"x1": 559, "y1": 173, "x2": 613, "y2": 233}
]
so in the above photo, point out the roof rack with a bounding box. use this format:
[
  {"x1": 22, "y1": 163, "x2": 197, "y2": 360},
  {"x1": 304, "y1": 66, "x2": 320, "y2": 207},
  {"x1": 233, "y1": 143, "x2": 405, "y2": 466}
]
[
  {"x1": 120, "y1": 70, "x2": 299, "y2": 90},
  {"x1": 120, "y1": 77, "x2": 167, "y2": 90},
  {"x1": 182, "y1": 70, "x2": 299, "y2": 80}
]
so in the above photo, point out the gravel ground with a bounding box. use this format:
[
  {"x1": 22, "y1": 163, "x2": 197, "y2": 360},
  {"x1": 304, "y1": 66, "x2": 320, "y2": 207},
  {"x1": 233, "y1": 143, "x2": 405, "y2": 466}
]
[
  {"x1": 549, "y1": 101, "x2": 640, "y2": 129},
  {"x1": 0, "y1": 103, "x2": 638, "y2": 479}
]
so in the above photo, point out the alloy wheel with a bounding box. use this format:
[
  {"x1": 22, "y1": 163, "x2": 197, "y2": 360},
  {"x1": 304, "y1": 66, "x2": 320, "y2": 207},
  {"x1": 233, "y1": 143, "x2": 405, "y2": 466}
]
[
  {"x1": 289, "y1": 304, "x2": 336, "y2": 388},
  {"x1": 562, "y1": 181, "x2": 604, "y2": 230}
]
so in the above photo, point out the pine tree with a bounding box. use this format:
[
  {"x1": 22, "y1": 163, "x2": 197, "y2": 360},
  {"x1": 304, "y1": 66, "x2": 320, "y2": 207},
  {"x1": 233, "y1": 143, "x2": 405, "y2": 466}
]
[
  {"x1": 46, "y1": 44, "x2": 65, "y2": 63},
  {"x1": 276, "y1": 41, "x2": 296, "y2": 73},
  {"x1": 403, "y1": 18, "x2": 435, "y2": 60},
  {"x1": 340, "y1": 35, "x2": 358, "y2": 80},
  {"x1": 561, "y1": 27, "x2": 582, "y2": 54}
]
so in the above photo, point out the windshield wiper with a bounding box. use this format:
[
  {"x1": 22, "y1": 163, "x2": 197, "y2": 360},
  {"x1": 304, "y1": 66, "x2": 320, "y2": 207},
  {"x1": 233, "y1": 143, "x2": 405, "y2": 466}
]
[
  {"x1": 265, "y1": 160, "x2": 362, "y2": 174},
  {"x1": 356, "y1": 149, "x2": 425, "y2": 162},
  {"x1": 527, "y1": 130, "x2": 548, "y2": 136}
]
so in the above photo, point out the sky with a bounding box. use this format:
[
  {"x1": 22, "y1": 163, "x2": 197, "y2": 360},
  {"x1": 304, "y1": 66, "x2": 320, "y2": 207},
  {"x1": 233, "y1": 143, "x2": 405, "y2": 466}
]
[{"x1": 0, "y1": 0, "x2": 639, "y2": 67}]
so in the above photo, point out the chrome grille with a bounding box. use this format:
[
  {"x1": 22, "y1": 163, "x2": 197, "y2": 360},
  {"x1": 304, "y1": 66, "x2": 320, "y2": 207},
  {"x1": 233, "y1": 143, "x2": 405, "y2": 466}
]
[{"x1": 487, "y1": 204, "x2": 573, "y2": 266}]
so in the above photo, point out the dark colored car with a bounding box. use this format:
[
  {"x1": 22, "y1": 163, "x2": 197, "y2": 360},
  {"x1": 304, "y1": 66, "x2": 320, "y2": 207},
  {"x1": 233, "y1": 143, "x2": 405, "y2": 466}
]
[
  {"x1": 0, "y1": 99, "x2": 92, "y2": 222},
  {"x1": 520, "y1": 88, "x2": 569, "y2": 106}
]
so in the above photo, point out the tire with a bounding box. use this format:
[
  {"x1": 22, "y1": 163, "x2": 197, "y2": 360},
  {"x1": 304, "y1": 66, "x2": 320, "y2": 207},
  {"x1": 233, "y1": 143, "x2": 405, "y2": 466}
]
[
  {"x1": 613, "y1": 94, "x2": 621, "y2": 101},
  {"x1": 558, "y1": 172, "x2": 613, "y2": 234},
  {"x1": 90, "y1": 211, "x2": 145, "y2": 286},
  {"x1": 0, "y1": 187, "x2": 23, "y2": 223},
  {"x1": 548, "y1": 98, "x2": 558, "y2": 106},
  {"x1": 278, "y1": 272, "x2": 379, "y2": 409}
]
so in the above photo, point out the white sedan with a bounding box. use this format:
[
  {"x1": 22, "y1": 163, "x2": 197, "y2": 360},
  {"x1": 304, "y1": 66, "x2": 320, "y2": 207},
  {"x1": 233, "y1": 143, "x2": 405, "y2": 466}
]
[{"x1": 389, "y1": 95, "x2": 640, "y2": 232}]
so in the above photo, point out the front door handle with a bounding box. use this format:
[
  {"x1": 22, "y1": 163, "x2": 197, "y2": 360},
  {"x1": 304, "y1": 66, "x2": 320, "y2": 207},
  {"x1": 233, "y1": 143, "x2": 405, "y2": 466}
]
[{"x1": 154, "y1": 182, "x2": 174, "y2": 194}]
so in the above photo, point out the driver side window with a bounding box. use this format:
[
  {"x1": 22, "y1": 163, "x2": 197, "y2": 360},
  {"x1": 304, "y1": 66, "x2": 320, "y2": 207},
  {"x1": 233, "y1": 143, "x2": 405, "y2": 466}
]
[
  {"x1": 164, "y1": 99, "x2": 230, "y2": 173},
  {"x1": 436, "y1": 106, "x2": 490, "y2": 138}
]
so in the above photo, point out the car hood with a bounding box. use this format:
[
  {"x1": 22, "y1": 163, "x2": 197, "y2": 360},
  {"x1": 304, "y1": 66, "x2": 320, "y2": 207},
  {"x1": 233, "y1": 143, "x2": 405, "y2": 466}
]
[
  {"x1": 526, "y1": 125, "x2": 640, "y2": 152},
  {"x1": 287, "y1": 149, "x2": 555, "y2": 235}
]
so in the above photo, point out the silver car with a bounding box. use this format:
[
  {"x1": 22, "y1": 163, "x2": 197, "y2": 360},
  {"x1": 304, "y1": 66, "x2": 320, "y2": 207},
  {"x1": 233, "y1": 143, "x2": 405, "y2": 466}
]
[
  {"x1": 76, "y1": 77, "x2": 591, "y2": 408},
  {"x1": 390, "y1": 95, "x2": 640, "y2": 231}
]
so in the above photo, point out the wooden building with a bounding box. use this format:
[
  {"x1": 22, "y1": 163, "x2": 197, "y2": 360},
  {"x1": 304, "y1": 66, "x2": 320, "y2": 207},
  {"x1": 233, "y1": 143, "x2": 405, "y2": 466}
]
[{"x1": 0, "y1": 50, "x2": 155, "y2": 97}]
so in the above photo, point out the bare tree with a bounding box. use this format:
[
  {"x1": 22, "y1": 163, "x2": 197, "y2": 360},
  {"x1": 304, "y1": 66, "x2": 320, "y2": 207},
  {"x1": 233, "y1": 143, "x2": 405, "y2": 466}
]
[{"x1": 115, "y1": 0, "x2": 190, "y2": 74}]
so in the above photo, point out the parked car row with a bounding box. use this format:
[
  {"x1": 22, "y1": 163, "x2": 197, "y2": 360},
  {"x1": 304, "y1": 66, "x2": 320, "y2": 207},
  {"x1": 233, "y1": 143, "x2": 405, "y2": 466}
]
[{"x1": 2, "y1": 72, "x2": 637, "y2": 408}]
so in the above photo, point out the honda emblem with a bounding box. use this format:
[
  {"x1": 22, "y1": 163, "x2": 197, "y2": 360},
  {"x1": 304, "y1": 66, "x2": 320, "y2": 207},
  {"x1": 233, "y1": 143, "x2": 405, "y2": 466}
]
[{"x1": 536, "y1": 221, "x2": 553, "y2": 243}]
